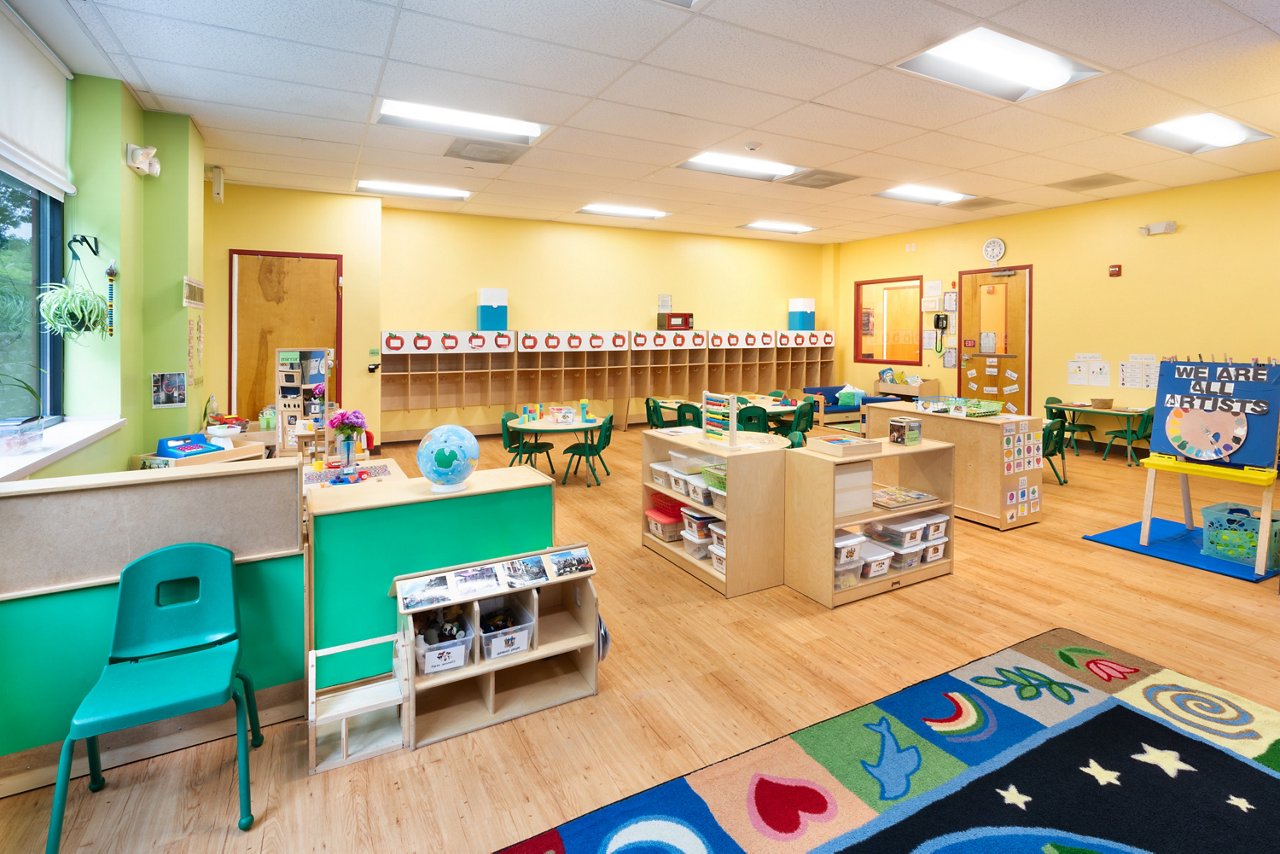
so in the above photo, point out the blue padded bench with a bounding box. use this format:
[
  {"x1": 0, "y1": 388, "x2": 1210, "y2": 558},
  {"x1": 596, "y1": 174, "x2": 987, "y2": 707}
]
[{"x1": 804, "y1": 386, "x2": 898, "y2": 428}]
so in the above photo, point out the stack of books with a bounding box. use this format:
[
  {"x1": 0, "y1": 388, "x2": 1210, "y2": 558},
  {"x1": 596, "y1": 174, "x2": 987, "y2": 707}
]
[{"x1": 872, "y1": 486, "x2": 936, "y2": 509}]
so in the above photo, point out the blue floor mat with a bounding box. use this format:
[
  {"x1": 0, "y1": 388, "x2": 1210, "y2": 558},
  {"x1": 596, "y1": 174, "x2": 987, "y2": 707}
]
[{"x1": 1083, "y1": 517, "x2": 1278, "y2": 582}]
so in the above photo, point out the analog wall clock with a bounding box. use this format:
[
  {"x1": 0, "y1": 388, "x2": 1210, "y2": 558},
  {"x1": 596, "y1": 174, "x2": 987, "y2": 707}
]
[
  {"x1": 983, "y1": 237, "x2": 1006, "y2": 263},
  {"x1": 1165, "y1": 407, "x2": 1248, "y2": 461}
]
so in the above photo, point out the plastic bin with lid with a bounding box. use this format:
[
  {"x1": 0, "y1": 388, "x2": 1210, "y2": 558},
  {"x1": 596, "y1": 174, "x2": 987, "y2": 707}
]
[
  {"x1": 649, "y1": 461, "x2": 676, "y2": 490},
  {"x1": 834, "y1": 531, "x2": 866, "y2": 566},
  {"x1": 413, "y1": 612, "x2": 474, "y2": 675},
  {"x1": 834, "y1": 558, "x2": 863, "y2": 591},
  {"x1": 668, "y1": 469, "x2": 691, "y2": 495},
  {"x1": 708, "y1": 543, "x2": 727, "y2": 576},
  {"x1": 701, "y1": 463, "x2": 727, "y2": 492},
  {"x1": 681, "y1": 505, "x2": 717, "y2": 538},
  {"x1": 681, "y1": 529, "x2": 713, "y2": 560},
  {"x1": 922, "y1": 536, "x2": 949, "y2": 563},
  {"x1": 684, "y1": 473, "x2": 713, "y2": 506},
  {"x1": 860, "y1": 541, "x2": 893, "y2": 577},
  {"x1": 708, "y1": 520, "x2": 727, "y2": 550},
  {"x1": 883, "y1": 540, "x2": 926, "y2": 570},
  {"x1": 866, "y1": 516, "x2": 929, "y2": 548},
  {"x1": 915, "y1": 512, "x2": 950, "y2": 541},
  {"x1": 477, "y1": 597, "x2": 535, "y2": 660},
  {"x1": 669, "y1": 449, "x2": 714, "y2": 475},
  {"x1": 645, "y1": 507, "x2": 683, "y2": 542},
  {"x1": 709, "y1": 485, "x2": 727, "y2": 512}
]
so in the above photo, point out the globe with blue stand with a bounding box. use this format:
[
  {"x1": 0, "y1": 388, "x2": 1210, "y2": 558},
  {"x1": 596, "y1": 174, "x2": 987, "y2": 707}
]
[{"x1": 417, "y1": 424, "x2": 480, "y2": 493}]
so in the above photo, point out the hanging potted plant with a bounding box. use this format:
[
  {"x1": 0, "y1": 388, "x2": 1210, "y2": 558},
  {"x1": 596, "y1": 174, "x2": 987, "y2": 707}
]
[{"x1": 38, "y1": 280, "x2": 108, "y2": 339}]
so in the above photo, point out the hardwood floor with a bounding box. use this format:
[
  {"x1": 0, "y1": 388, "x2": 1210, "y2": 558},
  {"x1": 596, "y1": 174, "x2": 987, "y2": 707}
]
[{"x1": 4, "y1": 429, "x2": 1278, "y2": 852}]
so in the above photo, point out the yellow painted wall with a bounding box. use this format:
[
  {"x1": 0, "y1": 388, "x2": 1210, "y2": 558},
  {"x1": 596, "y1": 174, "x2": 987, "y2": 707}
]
[{"x1": 833, "y1": 171, "x2": 1280, "y2": 409}]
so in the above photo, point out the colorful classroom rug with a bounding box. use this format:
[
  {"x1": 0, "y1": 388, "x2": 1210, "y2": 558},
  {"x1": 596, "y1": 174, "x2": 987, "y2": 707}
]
[
  {"x1": 500, "y1": 628, "x2": 1280, "y2": 853},
  {"x1": 1083, "y1": 518, "x2": 1279, "y2": 583}
]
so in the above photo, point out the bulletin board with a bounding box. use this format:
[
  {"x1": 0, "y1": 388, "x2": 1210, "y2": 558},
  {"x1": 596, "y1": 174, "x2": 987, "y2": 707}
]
[{"x1": 1149, "y1": 361, "x2": 1280, "y2": 470}]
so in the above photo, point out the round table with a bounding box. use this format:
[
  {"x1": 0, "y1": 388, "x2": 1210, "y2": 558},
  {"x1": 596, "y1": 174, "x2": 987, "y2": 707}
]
[{"x1": 509, "y1": 417, "x2": 608, "y2": 486}]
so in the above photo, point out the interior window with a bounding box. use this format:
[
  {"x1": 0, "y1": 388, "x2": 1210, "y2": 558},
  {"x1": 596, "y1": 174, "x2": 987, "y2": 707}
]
[{"x1": 854, "y1": 276, "x2": 922, "y2": 365}]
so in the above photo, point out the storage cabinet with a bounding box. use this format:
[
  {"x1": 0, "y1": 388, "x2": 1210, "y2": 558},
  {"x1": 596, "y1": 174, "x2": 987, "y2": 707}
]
[
  {"x1": 874, "y1": 378, "x2": 941, "y2": 399},
  {"x1": 640, "y1": 428, "x2": 788, "y2": 597},
  {"x1": 708, "y1": 330, "x2": 835, "y2": 394},
  {"x1": 277, "y1": 347, "x2": 330, "y2": 452},
  {"x1": 784, "y1": 438, "x2": 955, "y2": 608}
]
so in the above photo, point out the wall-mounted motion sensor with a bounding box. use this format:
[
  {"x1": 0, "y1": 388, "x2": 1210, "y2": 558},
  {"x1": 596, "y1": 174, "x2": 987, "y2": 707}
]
[
  {"x1": 744, "y1": 141, "x2": 762, "y2": 151},
  {"x1": 368, "y1": 363, "x2": 380, "y2": 373}
]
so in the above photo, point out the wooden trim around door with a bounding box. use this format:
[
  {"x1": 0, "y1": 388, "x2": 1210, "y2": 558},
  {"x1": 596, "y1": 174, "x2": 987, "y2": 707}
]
[{"x1": 955, "y1": 264, "x2": 1033, "y2": 416}]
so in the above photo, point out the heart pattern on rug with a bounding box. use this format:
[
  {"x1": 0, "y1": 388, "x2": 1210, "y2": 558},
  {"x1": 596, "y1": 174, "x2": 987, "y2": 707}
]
[{"x1": 747, "y1": 773, "x2": 837, "y2": 840}]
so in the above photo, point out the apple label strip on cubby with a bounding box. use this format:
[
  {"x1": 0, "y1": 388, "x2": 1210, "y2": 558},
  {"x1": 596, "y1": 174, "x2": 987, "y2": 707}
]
[
  {"x1": 382, "y1": 330, "x2": 515, "y2": 354},
  {"x1": 393, "y1": 543, "x2": 596, "y2": 613},
  {"x1": 706, "y1": 330, "x2": 774, "y2": 349},
  {"x1": 629, "y1": 330, "x2": 707, "y2": 350},
  {"x1": 517, "y1": 331, "x2": 630, "y2": 352},
  {"x1": 776, "y1": 330, "x2": 835, "y2": 348}
]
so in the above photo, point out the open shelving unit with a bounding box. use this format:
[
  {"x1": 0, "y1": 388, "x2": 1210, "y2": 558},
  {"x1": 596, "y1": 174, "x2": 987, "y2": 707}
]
[
  {"x1": 784, "y1": 438, "x2": 956, "y2": 608},
  {"x1": 516, "y1": 331, "x2": 632, "y2": 422},
  {"x1": 707, "y1": 330, "x2": 835, "y2": 395}
]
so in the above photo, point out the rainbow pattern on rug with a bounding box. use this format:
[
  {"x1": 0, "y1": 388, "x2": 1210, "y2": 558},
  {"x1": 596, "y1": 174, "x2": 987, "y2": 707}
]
[{"x1": 500, "y1": 628, "x2": 1280, "y2": 853}]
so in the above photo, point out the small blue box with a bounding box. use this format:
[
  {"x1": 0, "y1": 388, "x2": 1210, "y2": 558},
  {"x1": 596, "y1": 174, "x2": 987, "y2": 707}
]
[
  {"x1": 477, "y1": 305, "x2": 508, "y2": 331},
  {"x1": 788, "y1": 311, "x2": 816, "y2": 331}
]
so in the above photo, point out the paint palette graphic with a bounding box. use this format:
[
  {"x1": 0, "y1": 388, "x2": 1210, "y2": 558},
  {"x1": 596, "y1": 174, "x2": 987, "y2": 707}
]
[{"x1": 1164, "y1": 407, "x2": 1248, "y2": 461}]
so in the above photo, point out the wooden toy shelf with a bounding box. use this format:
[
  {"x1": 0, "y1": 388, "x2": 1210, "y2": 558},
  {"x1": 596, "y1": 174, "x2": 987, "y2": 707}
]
[
  {"x1": 874, "y1": 379, "x2": 941, "y2": 399},
  {"x1": 640, "y1": 429, "x2": 787, "y2": 597},
  {"x1": 784, "y1": 438, "x2": 956, "y2": 608}
]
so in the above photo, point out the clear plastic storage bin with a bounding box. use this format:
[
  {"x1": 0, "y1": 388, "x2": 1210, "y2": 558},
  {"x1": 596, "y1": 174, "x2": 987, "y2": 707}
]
[
  {"x1": 684, "y1": 473, "x2": 713, "y2": 506},
  {"x1": 922, "y1": 536, "x2": 949, "y2": 563},
  {"x1": 669, "y1": 469, "x2": 691, "y2": 496},
  {"x1": 885, "y1": 541, "x2": 926, "y2": 570},
  {"x1": 866, "y1": 516, "x2": 929, "y2": 548},
  {"x1": 708, "y1": 543, "x2": 727, "y2": 576},
  {"x1": 834, "y1": 532, "x2": 867, "y2": 565},
  {"x1": 414, "y1": 614, "x2": 474, "y2": 675},
  {"x1": 860, "y1": 542, "x2": 893, "y2": 577},
  {"x1": 708, "y1": 520, "x2": 727, "y2": 551},
  {"x1": 916, "y1": 513, "x2": 950, "y2": 541},
  {"x1": 649, "y1": 462, "x2": 676, "y2": 490},
  {"x1": 645, "y1": 507, "x2": 683, "y2": 542},
  {"x1": 709, "y1": 486, "x2": 727, "y2": 512},
  {"x1": 681, "y1": 506, "x2": 717, "y2": 538},
  {"x1": 681, "y1": 529, "x2": 713, "y2": 560},
  {"x1": 478, "y1": 597, "x2": 534, "y2": 660},
  {"x1": 835, "y1": 559, "x2": 863, "y2": 590},
  {"x1": 670, "y1": 450, "x2": 713, "y2": 475}
]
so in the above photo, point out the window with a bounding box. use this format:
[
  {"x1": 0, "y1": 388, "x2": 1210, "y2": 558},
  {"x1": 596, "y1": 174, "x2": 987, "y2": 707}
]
[
  {"x1": 853, "y1": 276, "x2": 922, "y2": 365},
  {"x1": 0, "y1": 169, "x2": 62, "y2": 421}
]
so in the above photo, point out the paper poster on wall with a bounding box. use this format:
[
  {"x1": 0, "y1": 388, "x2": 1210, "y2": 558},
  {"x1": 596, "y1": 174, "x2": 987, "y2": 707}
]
[
  {"x1": 1005, "y1": 369, "x2": 1018, "y2": 381},
  {"x1": 1149, "y1": 361, "x2": 1280, "y2": 469},
  {"x1": 943, "y1": 292, "x2": 958, "y2": 312},
  {"x1": 1067, "y1": 360, "x2": 1089, "y2": 386},
  {"x1": 921, "y1": 296, "x2": 940, "y2": 312},
  {"x1": 1120, "y1": 354, "x2": 1159, "y2": 389},
  {"x1": 986, "y1": 358, "x2": 998, "y2": 366},
  {"x1": 1004, "y1": 384, "x2": 1020, "y2": 394},
  {"x1": 968, "y1": 382, "x2": 978, "y2": 391},
  {"x1": 1089, "y1": 361, "x2": 1111, "y2": 386},
  {"x1": 151, "y1": 372, "x2": 187, "y2": 409},
  {"x1": 985, "y1": 367, "x2": 998, "y2": 376},
  {"x1": 943, "y1": 334, "x2": 957, "y2": 348},
  {"x1": 923, "y1": 330, "x2": 938, "y2": 349},
  {"x1": 967, "y1": 369, "x2": 978, "y2": 378},
  {"x1": 942, "y1": 348, "x2": 957, "y2": 369},
  {"x1": 923, "y1": 280, "x2": 943, "y2": 297},
  {"x1": 984, "y1": 386, "x2": 998, "y2": 394}
]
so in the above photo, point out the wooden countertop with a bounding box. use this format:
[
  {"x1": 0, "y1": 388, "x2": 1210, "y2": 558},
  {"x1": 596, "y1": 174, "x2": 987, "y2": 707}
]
[
  {"x1": 790, "y1": 436, "x2": 953, "y2": 463},
  {"x1": 867, "y1": 401, "x2": 1038, "y2": 426},
  {"x1": 306, "y1": 465, "x2": 554, "y2": 516},
  {"x1": 644, "y1": 427, "x2": 790, "y2": 455}
]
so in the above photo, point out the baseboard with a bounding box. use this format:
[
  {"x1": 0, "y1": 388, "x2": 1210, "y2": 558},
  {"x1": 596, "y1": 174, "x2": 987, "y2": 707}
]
[{"x1": 0, "y1": 680, "x2": 304, "y2": 797}]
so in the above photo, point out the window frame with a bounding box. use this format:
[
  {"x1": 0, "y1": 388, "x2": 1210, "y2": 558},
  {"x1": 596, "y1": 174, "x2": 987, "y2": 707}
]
[{"x1": 852, "y1": 275, "x2": 924, "y2": 367}]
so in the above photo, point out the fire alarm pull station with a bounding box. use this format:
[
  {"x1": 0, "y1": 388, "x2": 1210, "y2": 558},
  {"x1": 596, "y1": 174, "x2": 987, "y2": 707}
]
[
  {"x1": 1109, "y1": 265, "x2": 1122, "y2": 277},
  {"x1": 658, "y1": 312, "x2": 693, "y2": 330}
]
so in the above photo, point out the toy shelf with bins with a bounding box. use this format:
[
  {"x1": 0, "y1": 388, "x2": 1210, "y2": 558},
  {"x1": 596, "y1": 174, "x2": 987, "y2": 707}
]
[
  {"x1": 277, "y1": 347, "x2": 330, "y2": 453},
  {"x1": 379, "y1": 331, "x2": 515, "y2": 418},
  {"x1": 392, "y1": 550, "x2": 599, "y2": 749},
  {"x1": 784, "y1": 438, "x2": 955, "y2": 608},
  {"x1": 640, "y1": 428, "x2": 788, "y2": 597}
]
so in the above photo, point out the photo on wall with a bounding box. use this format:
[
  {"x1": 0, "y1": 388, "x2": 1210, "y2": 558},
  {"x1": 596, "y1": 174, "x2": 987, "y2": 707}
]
[{"x1": 151, "y1": 372, "x2": 187, "y2": 409}]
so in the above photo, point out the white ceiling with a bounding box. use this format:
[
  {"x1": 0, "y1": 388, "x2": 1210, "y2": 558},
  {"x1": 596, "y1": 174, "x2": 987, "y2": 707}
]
[{"x1": 13, "y1": 0, "x2": 1280, "y2": 244}]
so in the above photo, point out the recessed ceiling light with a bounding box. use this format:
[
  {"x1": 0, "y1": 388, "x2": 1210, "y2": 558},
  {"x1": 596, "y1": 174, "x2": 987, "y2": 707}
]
[
  {"x1": 877, "y1": 184, "x2": 973, "y2": 205},
  {"x1": 357, "y1": 180, "x2": 471, "y2": 200},
  {"x1": 1126, "y1": 112, "x2": 1270, "y2": 154},
  {"x1": 742, "y1": 220, "x2": 815, "y2": 234},
  {"x1": 378, "y1": 99, "x2": 543, "y2": 144},
  {"x1": 682, "y1": 151, "x2": 801, "y2": 181},
  {"x1": 580, "y1": 203, "x2": 668, "y2": 219},
  {"x1": 898, "y1": 27, "x2": 1099, "y2": 102}
]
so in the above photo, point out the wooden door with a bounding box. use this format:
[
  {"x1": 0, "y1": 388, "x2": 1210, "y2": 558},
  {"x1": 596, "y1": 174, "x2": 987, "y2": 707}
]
[
  {"x1": 232, "y1": 252, "x2": 340, "y2": 419},
  {"x1": 958, "y1": 267, "x2": 1031, "y2": 415}
]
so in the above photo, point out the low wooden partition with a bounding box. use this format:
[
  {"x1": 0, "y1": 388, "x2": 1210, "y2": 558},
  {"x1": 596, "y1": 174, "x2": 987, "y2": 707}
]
[{"x1": 0, "y1": 458, "x2": 306, "y2": 796}]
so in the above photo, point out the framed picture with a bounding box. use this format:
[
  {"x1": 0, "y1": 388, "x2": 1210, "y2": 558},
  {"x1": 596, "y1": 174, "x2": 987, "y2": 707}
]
[
  {"x1": 151, "y1": 372, "x2": 187, "y2": 409},
  {"x1": 860, "y1": 307, "x2": 875, "y2": 337}
]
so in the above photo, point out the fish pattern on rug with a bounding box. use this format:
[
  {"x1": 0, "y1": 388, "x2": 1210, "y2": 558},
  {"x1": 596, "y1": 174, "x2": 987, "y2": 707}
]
[{"x1": 498, "y1": 628, "x2": 1280, "y2": 853}]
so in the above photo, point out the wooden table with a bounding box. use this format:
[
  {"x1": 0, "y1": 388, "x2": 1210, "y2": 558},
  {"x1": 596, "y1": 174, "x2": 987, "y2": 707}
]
[
  {"x1": 510, "y1": 417, "x2": 608, "y2": 486},
  {"x1": 1055, "y1": 403, "x2": 1149, "y2": 464}
]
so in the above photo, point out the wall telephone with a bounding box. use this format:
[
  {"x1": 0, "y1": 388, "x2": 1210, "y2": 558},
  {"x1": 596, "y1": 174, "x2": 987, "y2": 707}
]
[{"x1": 932, "y1": 314, "x2": 948, "y2": 353}]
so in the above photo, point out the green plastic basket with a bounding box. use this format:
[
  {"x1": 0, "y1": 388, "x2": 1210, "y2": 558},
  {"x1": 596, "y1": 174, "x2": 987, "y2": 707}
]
[
  {"x1": 701, "y1": 464, "x2": 727, "y2": 492},
  {"x1": 1201, "y1": 502, "x2": 1280, "y2": 568}
]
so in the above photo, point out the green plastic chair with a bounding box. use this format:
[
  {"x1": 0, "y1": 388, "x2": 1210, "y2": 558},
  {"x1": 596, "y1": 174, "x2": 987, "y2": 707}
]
[
  {"x1": 563, "y1": 414, "x2": 613, "y2": 487},
  {"x1": 675, "y1": 402, "x2": 702, "y2": 428},
  {"x1": 773, "y1": 401, "x2": 814, "y2": 435},
  {"x1": 767, "y1": 389, "x2": 785, "y2": 398},
  {"x1": 501, "y1": 412, "x2": 554, "y2": 473},
  {"x1": 1043, "y1": 418, "x2": 1068, "y2": 485},
  {"x1": 736, "y1": 396, "x2": 751, "y2": 406},
  {"x1": 46, "y1": 543, "x2": 263, "y2": 853},
  {"x1": 1045, "y1": 396, "x2": 1097, "y2": 456},
  {"x1": 737, "y1": 405, "x2": 769, "y2": 433},
  {"x1": 786, "y1": 430, "x2": 805, "y2": 448},
  {"x1": 645, "y1": 397, "x2": 674, "y2": 428},
  {"x1": 1103, "y1": 407, "x2": 1155, "y2": 466}
]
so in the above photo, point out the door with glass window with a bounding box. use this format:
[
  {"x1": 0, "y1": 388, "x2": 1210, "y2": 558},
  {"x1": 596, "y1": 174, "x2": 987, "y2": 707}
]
[{"x1": 957, "y1": 266, "x2": 1031, "y2": 415}]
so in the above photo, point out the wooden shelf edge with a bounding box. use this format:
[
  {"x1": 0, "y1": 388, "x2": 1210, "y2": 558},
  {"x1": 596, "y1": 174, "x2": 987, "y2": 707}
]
[
  {"x1": 413, "y1": 631, "x2": 595, "y2": 691},
  {"x1": 414, "y1": 677, "x2": 596, "y2": 749},
  {"x1": 642, "y1": 482, "x2": 726, "y2": 520},
  {"x1": 835, "y1": 500, "x2": 953, "y2": 527},
  {"x1": 832, "y1": 559, "x2": 951, "y2": 606},
  {"x1": 642, "y1": 532, "x2": 727, "y2": 592}
]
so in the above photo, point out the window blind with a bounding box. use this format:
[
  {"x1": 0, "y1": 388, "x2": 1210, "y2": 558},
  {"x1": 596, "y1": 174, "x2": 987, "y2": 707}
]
[{"x1": 0, "y1": 3, "x2": 73, "y2": 199}]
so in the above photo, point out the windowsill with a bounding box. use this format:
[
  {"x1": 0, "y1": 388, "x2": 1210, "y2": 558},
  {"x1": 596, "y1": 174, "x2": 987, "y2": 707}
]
[{"x1": 0, "y1": 417, "x2": 125, "y2": 481}]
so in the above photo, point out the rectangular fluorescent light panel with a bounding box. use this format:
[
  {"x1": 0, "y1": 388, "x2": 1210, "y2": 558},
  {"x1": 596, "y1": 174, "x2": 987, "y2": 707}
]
[
  {"x1": 580, "y1": 203, "x2": 667, "y2": 219},
  {"x1": 877, "y1": 184, "x2": 973, "y2": 205},
  {"x1": 683, "y1": 151, "x2": 801, "y2": 181},
  {"x1": 378, "y1": 99, "x2": 543, "y2": 144},
  {"x1": 898, "y1": 27, "x2": 1099, "y2": 102},
  {"x1": 743, "y1": 220, "x2": 815, "y2": 234},
  {"x1": 357, "y1": 180, "x2": 471, "y2": 200},
  {"x1": 1126, "y1": 112, "x2": 1270, "y2": 154}
]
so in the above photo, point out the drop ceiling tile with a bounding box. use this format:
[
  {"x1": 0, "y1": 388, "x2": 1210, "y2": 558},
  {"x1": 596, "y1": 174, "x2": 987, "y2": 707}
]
[
  {"x1": 875, "y1": 213, "x2": 958, "y2": 230},
  {"x1": 219, "y1": 167, "x2": 354, "y2": 194},
  {"x1": 1041, "y1": 135, "x2": 1182, "y2": 171},
  {"x1": 94, "y1": 0, "x2": 398, "y2": 55},
  {"x1": 927, "y1": 171, "x2": 1033, "y2": 196},
  {"x1": 97, "y1": 6, "x2": 382, "y2": 94},
  {"x1": 473, "y1": 193, "x2": 592, "y2": 212},
  {"x1": 479, "y1": 180, "x2": 598, "y2": 204},
  {"x1": 564, "y1": 101, "x2": 742, "y2": 150},
  {"x1": 822, "y1": 152, "x2": 955, "y2": 182},
  {"x1": 823, "y1": 194, "x2": 933, "y2": 215},
  {"x1": 1021, "y1": 74, "x2": 1205, "y2": 134},
  {"x1": 1223, "y1": 91, "x2": 1280, "y2": 136},
  {"x1": 708, "y1": 132, "x2": 863, "y2": 170},
  {"x1": 355, "y1": 162, "x2": 494, "y2": 190},
  {"x1": 1219, "y1": 0, "x2": 1280, "y2": 20},
  {"x1": 973, "y1": 154, "x2": 1098, "y2": 184},
  {"x1": 1079, "y1": 180, "x2": 1167, "y2": 199},
  {"x1": 643, "y1": 17, "x2": 874, "y2": 100},
  {"x1": 460, "y1": 203, "x2": 571, "y2": 221},
  {"x1": 66, "y1": 2, "x2": 127, "y2": 54},
  {"x1": 514, "y1": 149, "x2": 658, "y2": 180},
  {"x1": 991, "y1": 0, "x2": 1253, "y2": 69},
  {"x1": 376, "y1": 196, "x2": 471, "y2": 214},
  {"x1": 105, "y1": 52, "x2": 151, "y2": 95},
  {"x1": 537, "y1": 128, "x2": 694, "y2": 167},
  {"x1": 134, "y1": 59, "x2": 373, "y2": 122},
  {"x1": 391, "y1": 12, "x2": 631, "y2": 97},
  {"x1": 876, "y1": 133, "x2": 1023, "y2": 170},
  {"x1": 204, "y1": 148, "x2": 355, "y2": 178},
  {"x1": 599, "y1": 65, "x2": 800, "y2": 127},
  {"x1": 943, "y1": 108, "x2": 1102, "y2": 153},
  {"x1": 1117, "y1": 158, "x2": 1244, "y2": 187},
  {"x1": 400, "y1": 0, "x2": 690, "y2": 60},
  {"x1": 361, "y1": 125, "x2": 456, "y2": 157},
  {"x1": 357, "y1": 147, "x2": 509, "y2": 179},
  {"x1": 817, "y1": 69, "x2": 1003, "y2": 129},
  {"x1": 932, "y1": 0, "x2": 1025, "y2": 15},
  {"x1": 758, "y1": 104, "x2": 924, "y2": 150},
  {"x1": 165, "y1": 98, "x2": 368, "y2": 144},
  {"x1": 995, "y1": 186, "x2": 1096, "y2": 207},
  {"x1": 1127, "y1": 27, "x2": 1280, "y2": 107},
  {"x1": 845, "y1": 219, "x2": 922, "y2": 235},
  {"x1": 496, "y1": 165, "x2": 630, "y2": 192},
  {"x1": 1196, "y1": 135, "x2": 1280, "y2": 172},
  {"x1": 379, "y1": 62, "x2": 589, "y2": 125},
  {"x1": 704, "y1": 0, "x2": 977, "y2": 65},
  {"x1": 200, "y1": 129, "x2": 360, "y2": 162}
]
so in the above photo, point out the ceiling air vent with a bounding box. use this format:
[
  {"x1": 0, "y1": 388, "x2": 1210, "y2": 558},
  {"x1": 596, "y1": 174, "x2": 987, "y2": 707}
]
[
  {"x1": 445, "y1": 138, "x2": 527, "y2": 165},
  {"x1": 1048, "y1": 173, "x2": 1134, "y2": 192},
  {"x1": 947, "y1": 196, "x2": 1010, "y2": 212},
  {"x1": 778, "y1": 169, "x2": 858, "y2": 189}
]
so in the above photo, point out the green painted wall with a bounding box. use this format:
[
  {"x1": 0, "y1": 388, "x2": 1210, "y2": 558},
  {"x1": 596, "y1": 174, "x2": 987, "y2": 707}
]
[{"x1": 0, "y1": 554, "x2": 303, "y2": 756}]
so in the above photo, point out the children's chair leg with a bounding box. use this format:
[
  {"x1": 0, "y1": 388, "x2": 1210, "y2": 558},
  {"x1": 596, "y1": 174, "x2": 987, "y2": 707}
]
[
  {"x1": 545, "y1": 452, "x2": 555, "y2": 475},
  {"x1": 598, "y1": 455, "x2": 610, "y2": 477},
  {"x1": 1102, "y1": 436, "x2": 1117, "y2": 460},
  {"x1": 85, "y1": 736, "x2": 105, "y2": 792},
  {"x1": 45, "y1": 738, "x2": 75, "y2": 854},
  {"x1": 237, "y1": 671, "x2": 264, "y2": 748},
  {"x1": 232, "y1": 690, "x2": 254, "y2": 831}
]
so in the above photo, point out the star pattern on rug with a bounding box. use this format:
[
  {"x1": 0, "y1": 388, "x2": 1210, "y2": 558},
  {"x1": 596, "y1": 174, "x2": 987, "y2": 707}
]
[
  {"x1": 1131, "y1": 743, "x2": 1196, "y2": 778},
  {"x1": 1226, "y1": 795, "x2": 1256, "y2": 813},
  {"x1": 996, "y1": 783, "x2": 1032, "y2": 810},
  {"x1": 1079, "y1": 758, "x2": 1121, "y2": 786}
]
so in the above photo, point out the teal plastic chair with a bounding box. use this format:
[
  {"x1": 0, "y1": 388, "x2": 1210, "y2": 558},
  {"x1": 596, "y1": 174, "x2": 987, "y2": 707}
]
[
  {"x1": 1046, "y1": 395, "x2": 1096, "y2": 456},
  {"x1": 786, "y1": 430, "x2": 805, "y2": 448},
  {"x1": 46, "y1": 543, "x2": 263, "y2": 853},
  {"x1": 563, "y1": 414, "x2": 613, "y2": 487},
  {"x1": 1103, "y1": 407, "x2": 1155, "y2": 466},
  {"x1": 645, "y1": 397, "x2": 674, "y2": 428},
  {"x1": 767, "y1": 389, "x2": 785, "y2": 398},
  {"x1": 737, "y1": 405, "x2": 769, "y2": 433},
  {"x1": 676, "y1": 402, "x2": 702, "y2": 428},
  {"x1": 773, "y1": 401, "x2": 814, "y2": 436},
  {"x1": 1043, "y1": 418, "x2": 1068, "y2": 485},
  {"x1": 502, "y1": 412, "x2": 554, "y2": 473},
  {"x1": 736, "y1": 396, "x2": 751, "y2": 406}
]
